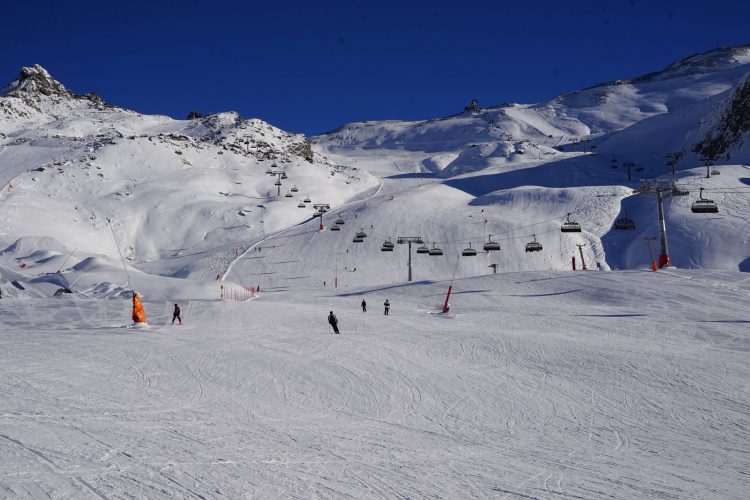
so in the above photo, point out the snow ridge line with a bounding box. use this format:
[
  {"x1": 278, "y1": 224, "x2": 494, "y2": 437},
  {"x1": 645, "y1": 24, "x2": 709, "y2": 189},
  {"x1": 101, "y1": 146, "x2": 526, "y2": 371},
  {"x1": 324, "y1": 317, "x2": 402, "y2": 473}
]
[{"x1": 222, "y1": 176, "x2": 384, "y2": 283}]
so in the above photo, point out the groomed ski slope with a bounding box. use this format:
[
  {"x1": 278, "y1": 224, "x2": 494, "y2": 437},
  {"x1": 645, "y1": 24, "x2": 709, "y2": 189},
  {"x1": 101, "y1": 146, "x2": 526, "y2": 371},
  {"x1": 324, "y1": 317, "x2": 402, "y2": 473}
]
[{"x1": 0, "y1": 269, "x2": 748, "y2": 498}]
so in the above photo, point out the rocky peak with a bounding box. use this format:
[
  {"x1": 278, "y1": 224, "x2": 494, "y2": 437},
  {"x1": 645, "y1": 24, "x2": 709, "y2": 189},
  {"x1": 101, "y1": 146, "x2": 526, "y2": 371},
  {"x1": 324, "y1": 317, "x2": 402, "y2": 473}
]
[
  {"x1": 1, "y1": 64, "x2": 72, "y2": 99},
  {"x1": 693, "y1": 73, "x2": 750, "y2": 160}
]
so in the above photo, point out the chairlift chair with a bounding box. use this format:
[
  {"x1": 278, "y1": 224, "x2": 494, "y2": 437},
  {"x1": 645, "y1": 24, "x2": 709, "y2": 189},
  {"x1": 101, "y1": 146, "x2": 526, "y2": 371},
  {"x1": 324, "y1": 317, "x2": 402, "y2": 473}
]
[
  {"x1": 416, "y1": 245, "x2": 429, "y2": 254},
  {"x1": 297, "y1": 202, "x2": 306, "y2": 208},
  {"x1": 483, "y1": 235, "x2": 501, "y2": 251},
  {"x1": 355, "y1": 228, "x2": 367, "y2": 239},
  {"x1": 353, "y1": 235, "x2": 364, "y2": 243},
  {"x1": 672, "y1": 185, "x2": 689, "y2": 197},
  {"x1": 330, "y1": 225, "x2": 340, "y2": 231},
  {"x1": 691, "y1": 187, "x2": 718, "y2": 213},
  {"x1": 381, "y1": 239, "x2": 395, "y2": 252},
  {"x1": 265, "y1": 168, "x2": 273, "y2": 175},
  {"x1": 711, "y1": 168, "x2": 720, "y2": 175},
  {"x1": 335, "y1": 218, "x2": 345, "y2": 225},
  {"x1": 291, "y1": 186, "x2": 299, "y2": 192},
  {"x1": 274, "y1": 180, "x2": 282, "y2": 186},
  {"x1": 428, "y1": 244, "x2": 443, "y2": 256},
  {"x1": 281, "y1": 172, "x2": 288, "y2": 179},
  {"x1": 303, "y1": 196, "x2": 311, "y2": 203},
  {"x1": 285, "y1": 191, "x2": 293, "y2": 198},
  {"x1": 462, "y1": 243, "x2": 477, "y2": 257},
  {"x1": 614, "y1": 210, "x2": 636, "y2": 230},
  {"x1": 525, "y1": 234, "x2": 543, "y2": 252},
  {"x1": 560, "y1": 213, "x2": 582, "y2": 233}
]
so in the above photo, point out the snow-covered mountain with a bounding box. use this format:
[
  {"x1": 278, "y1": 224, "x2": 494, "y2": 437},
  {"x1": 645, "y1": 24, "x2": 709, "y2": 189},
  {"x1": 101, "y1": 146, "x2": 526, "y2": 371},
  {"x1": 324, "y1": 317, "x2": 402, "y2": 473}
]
[
  {"x1": 2, "y1": 49, "x2": 750, "y2": 499},
  {"x1": 0, "y1": 65, "x2": 377, "y2": 298},
  {"x1": 1, "y1": 45, "x2": 750, "y2": 300}
]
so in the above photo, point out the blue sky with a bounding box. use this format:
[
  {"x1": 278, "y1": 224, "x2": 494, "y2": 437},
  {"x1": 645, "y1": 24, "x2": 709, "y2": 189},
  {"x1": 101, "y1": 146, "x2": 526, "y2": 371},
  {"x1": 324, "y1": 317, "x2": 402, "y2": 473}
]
[{"x1": 2, "y1": 0, "x2": 748, "y2": 135}]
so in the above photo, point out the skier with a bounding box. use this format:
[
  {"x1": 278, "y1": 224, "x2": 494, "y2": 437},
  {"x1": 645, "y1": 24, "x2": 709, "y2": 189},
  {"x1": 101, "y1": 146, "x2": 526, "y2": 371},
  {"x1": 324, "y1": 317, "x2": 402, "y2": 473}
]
[
  {"x1": 172, "y1": 303, "x2": 182, "y2": 325},
  {"x1": 328, "y1": 311, "x2": 340, "y2": 334},
  {"x1": 361, "y1": 299, "x2": 367, "y2": 312},
  {"x1": 383, "y1": 299, "x2": 390, "y2": 315}
]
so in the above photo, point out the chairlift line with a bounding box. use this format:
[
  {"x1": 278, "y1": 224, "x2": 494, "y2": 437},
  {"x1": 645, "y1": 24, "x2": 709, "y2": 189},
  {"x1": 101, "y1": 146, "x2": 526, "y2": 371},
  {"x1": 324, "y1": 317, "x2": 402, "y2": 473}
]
[
  {"x1": 561, "y1": 213, "x2": 582, "y2": 233},
  {"x1": 483, "y1": 235, "x2": 501, "y2": 251},
  {"x1": 691, "y1": 187, "x2": 719, "y2": 213},
  {"x1": 614, "y1": 210, "x2": 636, "y2": 230},
  {"x1": 461, "y1": 243, "x2": 477, "y2": 257},
  {"x1": 525, "y1": 234, "x2": 543, "y2": 252},
  {"x1": 381, "y1": 238, "x2": 395, "y2": 252}
]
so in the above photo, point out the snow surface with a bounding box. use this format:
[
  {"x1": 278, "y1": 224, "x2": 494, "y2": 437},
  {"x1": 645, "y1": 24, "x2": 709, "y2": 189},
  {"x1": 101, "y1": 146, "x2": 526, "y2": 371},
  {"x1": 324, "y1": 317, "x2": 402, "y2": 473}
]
[
  {"x1": 1, "y1": 47, "x2": 750, "y2": 497},
  {"x1": 1, "y1": 270, "x2": 749, "y2": 498}
]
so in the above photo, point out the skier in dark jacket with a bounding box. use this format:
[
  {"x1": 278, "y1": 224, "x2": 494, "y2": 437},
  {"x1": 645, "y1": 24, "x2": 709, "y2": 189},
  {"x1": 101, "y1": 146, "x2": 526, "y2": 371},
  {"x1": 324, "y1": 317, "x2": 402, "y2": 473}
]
[
  {"x1": 328, "y1": 311, "x2": 340, "y2": 334},
  {"x1": 172, "y1": 304, "x2": 182, "y2": 325},
  {"x1": 384, "y1": 299, "x2": 390, "y2": 315},
  {"x1": 361, "y1": 299, "x2": 367, "y2": 312}
]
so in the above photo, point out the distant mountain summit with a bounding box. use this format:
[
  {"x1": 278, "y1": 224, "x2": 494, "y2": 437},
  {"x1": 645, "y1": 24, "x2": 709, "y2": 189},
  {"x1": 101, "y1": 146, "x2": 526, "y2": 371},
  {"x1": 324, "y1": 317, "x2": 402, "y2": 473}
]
[
  {"x1": 1, "y1": 64, "x2": 72, "y2": 98},
  {"x1": 0, "y1": 64, "x2": 112, "y2": 121}
]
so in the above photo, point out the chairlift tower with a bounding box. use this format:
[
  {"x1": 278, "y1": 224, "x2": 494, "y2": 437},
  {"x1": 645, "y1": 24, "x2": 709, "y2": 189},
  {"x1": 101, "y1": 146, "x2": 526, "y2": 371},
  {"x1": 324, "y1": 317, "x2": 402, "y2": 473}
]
[
  {"x1": 576, "y1": 243, "x2": 587, "y2": 270},
  {"x1": 637, "y1": 178, "x2": 676, "y2": 268},
  {"x1": 313, "y1": 204, "x2": 330, "y2": 231},
  {"x1": 270, "y1": 170, "x2": 284, "y2": 197},
  {"x1": 623, "y1": 161, "x2": 634, "y2": 182},
  {"x1": 396, "y1": 236, "x2": 424, "y2": 282},
  {"x1": 644, "y1": 236, "x2": 658, "y2": 271}
]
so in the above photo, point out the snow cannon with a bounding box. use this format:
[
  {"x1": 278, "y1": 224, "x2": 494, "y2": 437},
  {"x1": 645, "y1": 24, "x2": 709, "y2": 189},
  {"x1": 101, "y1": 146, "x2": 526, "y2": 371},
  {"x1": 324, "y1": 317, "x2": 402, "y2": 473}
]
[{"x1": 132, "y1": 292, "x2": 148, "y2": 326}]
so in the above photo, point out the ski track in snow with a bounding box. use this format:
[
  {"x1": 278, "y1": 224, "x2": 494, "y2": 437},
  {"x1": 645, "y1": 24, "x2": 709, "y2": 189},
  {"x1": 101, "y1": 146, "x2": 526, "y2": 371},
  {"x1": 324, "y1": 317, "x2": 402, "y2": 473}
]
[{"x1": 1, "y1": 270, "x2": 749, "y2": 498}]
